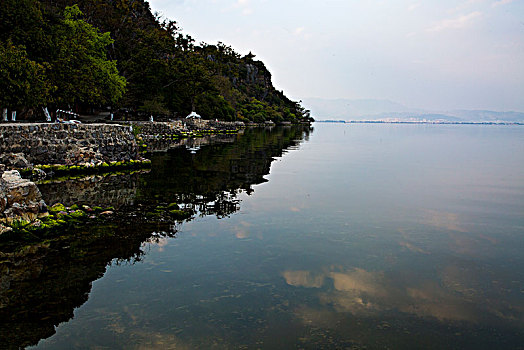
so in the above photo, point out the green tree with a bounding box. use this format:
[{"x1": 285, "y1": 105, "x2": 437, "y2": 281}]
[
  {"x1": 138, "y1": 96, "x2": 169, "y2": 116},
  {"x1": 167, "y1": 52, "x2": 214, "y2": 114},
  {"x1": 0, "y1": 40, "x2": 51, "y2": 109},
  {"x1": 0, "y1": 0, "x2": 48, "y2": 61},
  {"x1": 195, "y1": 92, "x2": 235, "y2": 121},
  {"x1": 49, "y1": 5, "x2": 126, "y2": 107},
  {"x1": 0, "y1": 0, "x2": 312, "y2": 122}
]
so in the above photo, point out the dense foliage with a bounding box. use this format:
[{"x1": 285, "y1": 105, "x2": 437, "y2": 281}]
[{"x1": 0, "y1": 0, "x2": 312, "y2": 123}]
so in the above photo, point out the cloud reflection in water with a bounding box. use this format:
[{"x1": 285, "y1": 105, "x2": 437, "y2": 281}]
[{"x1": 282, "y1": 265, "x2": 521, "y2": 326}]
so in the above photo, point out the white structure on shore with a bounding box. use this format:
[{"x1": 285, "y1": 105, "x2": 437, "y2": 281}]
[
  {"x1": 186, "y1": 111, "x2": 201, "y2": 119},
  {"x1": 43, "y1": 107, "x2": 51, "y2": 122}
]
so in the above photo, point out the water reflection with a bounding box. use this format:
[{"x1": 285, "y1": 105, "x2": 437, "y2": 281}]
[
  {"x1": 38, "y1": 171, "x2": 146, "y2": 208},
  {"x1": 283, "y1": 262, "x2": 524, "y2": 338},
  {"x1": 0, "y1": 222, "x2": 163, "y2": 349},
  {"x1": 4, "y1": 123, "x2": 522, "y2": 349},
  {"x1": 284, "y1": 267, "x2": 475, "y2": 320},
  {"x1": 145, "y1": 131, "x2": 238, "y2": 153},
  {"x1": 0, "y1": 126, "x2": 313, "y2": 349},
  {"x1": 137, "y1": 126, "x2": 312, "y2": 219},
  {"x1": 422, "y1": 209, "x2": 468, "y2": 233}
]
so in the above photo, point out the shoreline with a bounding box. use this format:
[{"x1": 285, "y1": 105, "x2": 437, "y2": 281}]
[
  {"x1": 317, "y1": 120, "x2": 524, "y2": 125},
  {"x1": 0, "y1": 121, "x2": 310, "y2": 237}
]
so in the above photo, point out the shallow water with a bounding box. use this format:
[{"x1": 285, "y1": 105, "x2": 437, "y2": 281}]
[{"x1": 3, "y1": 123, "x2": 524, "y2": 349}]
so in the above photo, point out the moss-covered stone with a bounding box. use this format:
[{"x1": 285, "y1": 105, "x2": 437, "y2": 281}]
[
  {"x1": 49, "y1": 203, "x2": 66, "y2": 214},
  {"x1": 34, "y1": 159, "x2": 152, "y2": 178},
  {"x1": 1, "y1": 200, "x2": 118, "y2": 243},
  {"x1": 70, "y1": 210, "x2": 87, "y2": 219},
  {"x1": 70, "y1": 204, "x2": 80, "y2": 211}
]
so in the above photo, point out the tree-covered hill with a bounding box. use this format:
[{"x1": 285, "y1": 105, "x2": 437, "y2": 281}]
[{"x1": 0, "y1": 0, "x2": 312, "y2": 123}]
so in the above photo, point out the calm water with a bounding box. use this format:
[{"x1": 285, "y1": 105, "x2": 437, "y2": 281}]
[{"x1": 2, "y1": 123, "x2": 523, "y2": 349}]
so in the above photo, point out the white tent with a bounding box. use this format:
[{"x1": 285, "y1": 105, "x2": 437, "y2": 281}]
[{"x1": 186, "y1": 111, "x2": 201, "y2": 119}]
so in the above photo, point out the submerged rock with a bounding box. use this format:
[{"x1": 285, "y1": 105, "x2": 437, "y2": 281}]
[{"x1": 32, "y1": 168, "x2": 47, "y2": 180}]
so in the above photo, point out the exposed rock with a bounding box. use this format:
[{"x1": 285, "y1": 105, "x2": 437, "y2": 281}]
[
  {"x1": 0, "y1": 171, "x2": 7, "y2": 213},
  {"x1": 32, "y1": 168, "x2": 47, "y2": 180},
  {"x1": 0, "y1": 153, "x2": 32, "y2": 170},
  {"x1": 0, "y1": 224, "x2": 12, "y2": 235},
  {"x1": 246, "y1": 63, "x2": 258, "y2": 83},
  {"x1": 0, "y1": 123, "x2": 139, "y2": 166},
  {"x1": 131, "y1": 120, "x2": 242, "y2": 152},
  {"x1": 0, "y1": 171, "x2": 47, "y2": 224},
  {"x1": 2, "y1": 171, "x2": 41, "y2": 207}
]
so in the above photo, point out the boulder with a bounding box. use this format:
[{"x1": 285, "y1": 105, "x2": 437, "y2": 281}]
[
  {"x1": 32, "y1": 168, "x2": 47, "y2": 180},
  {"x1": 0, "y1": 223, "x2": 12, "y2": 235},
  {"x1": 0, "y1": 170, "x2": 47, "y2": 224},
  {"x1": 2, "y1": 171, "x2": 42, "y2": 207},
  {"x1": 0, "y1": 170, "x2": 7, "y2": 213},
  {"x1": 0, "y1": 153, "x2": 32, "y2": 170}
]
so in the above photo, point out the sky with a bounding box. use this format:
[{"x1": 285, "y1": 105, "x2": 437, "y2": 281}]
[{"x1": 148, "y1": 0, "x2": 524, "y2": 112}]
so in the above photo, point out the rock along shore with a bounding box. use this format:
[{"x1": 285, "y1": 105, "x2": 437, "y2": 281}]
[
  {"x1": 0, "y1": 123, "x2": 139, "y2": 166},
  {"x1": 0, "y1": 120, "x2": 244, "y2": 235}
]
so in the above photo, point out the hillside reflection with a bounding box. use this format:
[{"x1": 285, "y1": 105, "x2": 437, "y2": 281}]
[
  {"x1": 139, "y1": 126, "x2": 312, "y2": 217},
  {"x1": 0, "y1": 125, "x2": 312, "y2": 349}
]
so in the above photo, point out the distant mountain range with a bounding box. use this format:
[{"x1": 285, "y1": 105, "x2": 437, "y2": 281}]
[{"x1": 302, "y1": 98, "x2": 524, "y2": 123}]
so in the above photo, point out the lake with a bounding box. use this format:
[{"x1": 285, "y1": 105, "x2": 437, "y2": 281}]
[{"x1": 2, "y1": 123, "x2": 523, "y2": 349}]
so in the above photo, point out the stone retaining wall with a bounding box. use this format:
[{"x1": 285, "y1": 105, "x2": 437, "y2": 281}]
[
  {"x1": 129, "y1": 121, "x2": 185, "y2": 136},
  {"x1": 128, "y1": 120, "x2": 243, "y2": 137},
  {"x1": 128, "y1": 120, "x2": 243, "y2": 152},
  {"x1": 0, "y1": 123, "x2": 139, "y2": 165}
]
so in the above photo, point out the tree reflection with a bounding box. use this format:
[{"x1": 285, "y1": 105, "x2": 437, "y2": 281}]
[
  {"x1": 0, "y1": 125, "x2": 312, "y2": 348},
  {"x1": 135, "y1": 126, "x2": 313, "y2": 219}
]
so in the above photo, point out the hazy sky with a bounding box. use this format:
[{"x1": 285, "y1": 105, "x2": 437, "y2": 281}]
[{"x1": 148, "y1": 0, "x2": 524, "y2": 112}]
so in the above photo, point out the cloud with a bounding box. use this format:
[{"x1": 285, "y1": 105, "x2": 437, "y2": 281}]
[
  {"x1": 282, "y1": 270, "x2": 324, "y2": 288},
  {"x1": 448, "y1": 0, "x2": 483, "y2": 13},
  {"x1": 427, "y1": 11, "x2": 482, "y2": 32},
  {"x1": 492, "y1": 0, "x2": 517, "y2": 7},
  {"x1": 400, "y1": 241, "x2": 429, "y2": 254},
  {"x1": 329, "y1": 269, "x2": 386, "y2": 296},
  {"x1": 235, "y1": 0, "x2": 253, "y2": 15},
  {"x1": 408, "y1": 3, "x2": 420, "y2": 11},
  {"x1": 148, "y1": 0, "x2": 184, "y2": 7},
  {"x1": 233, "y1": 221, "x2": 252, "y2": 239},
  {"x1": 422, "y1": 209, "x2": 468, "y2": 232},
  {"x1": 294, "y1": 27, "x2": 305, "y2": 36},
  {"x1": 285, "y1": 267, "x2": 485, "y2": 323}
]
